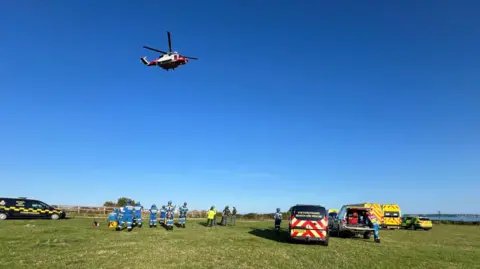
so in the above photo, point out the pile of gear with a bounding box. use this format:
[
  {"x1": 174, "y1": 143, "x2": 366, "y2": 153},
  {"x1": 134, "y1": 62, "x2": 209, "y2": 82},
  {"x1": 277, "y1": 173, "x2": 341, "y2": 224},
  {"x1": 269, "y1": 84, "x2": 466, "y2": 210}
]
[{"x1": 106, "y1": 199, "x2": 189, "y2": 232}]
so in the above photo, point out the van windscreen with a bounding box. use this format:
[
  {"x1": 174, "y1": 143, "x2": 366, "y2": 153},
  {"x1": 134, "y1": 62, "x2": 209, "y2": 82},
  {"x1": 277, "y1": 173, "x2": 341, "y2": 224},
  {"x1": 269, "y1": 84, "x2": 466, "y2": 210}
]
[
  {"x1": 384, "y1": 211, "x2": 400, "y2": 217},
  {"x1": 292, "y1": 206, "x2": 326, "y2": 220}
]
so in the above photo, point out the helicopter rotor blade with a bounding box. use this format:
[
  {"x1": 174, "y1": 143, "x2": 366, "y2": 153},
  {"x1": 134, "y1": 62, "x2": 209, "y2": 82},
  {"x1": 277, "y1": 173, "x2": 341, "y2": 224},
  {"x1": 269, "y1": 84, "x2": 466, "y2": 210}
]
[
  {"x1": 167, "y1": 31, "x2": 172, "y2": 52},
  {"x1": 183, "y1": 55, "x2": 198, "y2": 60},
  {"x1": 143, "y1": 46, "x2": 168, "y2": 54}
]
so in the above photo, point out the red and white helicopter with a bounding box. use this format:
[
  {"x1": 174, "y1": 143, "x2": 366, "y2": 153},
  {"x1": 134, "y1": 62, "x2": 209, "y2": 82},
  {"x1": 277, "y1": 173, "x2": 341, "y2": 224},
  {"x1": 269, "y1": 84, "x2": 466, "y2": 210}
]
[{"x1": 140, "y1": 31, "x2": 198, "y2": 71}]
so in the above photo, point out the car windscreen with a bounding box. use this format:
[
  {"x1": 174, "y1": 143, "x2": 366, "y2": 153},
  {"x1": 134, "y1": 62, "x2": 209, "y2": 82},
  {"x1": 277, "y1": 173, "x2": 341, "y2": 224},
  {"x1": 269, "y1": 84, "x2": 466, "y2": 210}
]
[
  {"x1": 292, "y1": 206, "x2": 326, "y2": 220},
  {"x1": 328, "y1": 212, "x2": 338, "y2": 219},
  {"x1": 384, "y1": 211, "x2": 400, "y2": 217}
]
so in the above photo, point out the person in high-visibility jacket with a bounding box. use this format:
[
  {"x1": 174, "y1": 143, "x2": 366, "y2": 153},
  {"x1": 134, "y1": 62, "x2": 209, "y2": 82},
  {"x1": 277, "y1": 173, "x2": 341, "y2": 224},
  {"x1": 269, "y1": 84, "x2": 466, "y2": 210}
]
[
  {"x1": 134, "y1": 201, "x2": 144, "y2": 228},
  {"x1": 159, "y1": 205, "x2": 166, "y2": 226},
  {"x1": 117, "y1": 199, "x2": 134, "y2": 232},
  {"x1": 107, "y1": 209, "x2": 118, "y2": 228},
  {"x1": 366, "y1": 209, "x2": 381, "y2": 243},
  {"x1": 149, "y1": 204, "x2": 159, "y2": 228},
  {"x1": 274, "y1": 208, "x2": 282, "y2": 232},
  {"x1": 207, "y1": 206, "x2": 216, "y2": 227}
]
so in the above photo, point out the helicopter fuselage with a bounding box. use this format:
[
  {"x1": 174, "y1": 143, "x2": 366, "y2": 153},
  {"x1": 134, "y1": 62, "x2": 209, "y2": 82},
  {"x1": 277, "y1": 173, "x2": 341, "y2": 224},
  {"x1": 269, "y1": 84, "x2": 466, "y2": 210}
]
[{"x1": 141, "y1": 52, "x2": 188, "y2": 70}]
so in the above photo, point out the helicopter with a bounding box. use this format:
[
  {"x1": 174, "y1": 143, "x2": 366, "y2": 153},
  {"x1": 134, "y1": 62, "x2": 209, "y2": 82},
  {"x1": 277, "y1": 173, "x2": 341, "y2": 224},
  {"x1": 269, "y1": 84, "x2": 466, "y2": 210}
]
[{"x1": 140, "y1": 31, "x2": 198, "y2": 71}]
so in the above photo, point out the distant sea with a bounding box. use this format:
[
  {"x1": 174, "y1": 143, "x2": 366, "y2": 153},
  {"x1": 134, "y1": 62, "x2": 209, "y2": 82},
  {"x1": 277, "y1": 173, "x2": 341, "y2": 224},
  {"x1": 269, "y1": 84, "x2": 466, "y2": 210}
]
[
  {"x1": 432, "y1": 216, "x2": 479, "y2": 222},
  {"x1": 404, "y1": 215, "x2": 480, "y2": 222}
]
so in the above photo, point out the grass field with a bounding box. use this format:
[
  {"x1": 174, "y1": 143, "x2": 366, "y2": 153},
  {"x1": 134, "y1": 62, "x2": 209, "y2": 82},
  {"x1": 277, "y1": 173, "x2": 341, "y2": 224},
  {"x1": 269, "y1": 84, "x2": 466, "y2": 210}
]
[{"x1": 0, "y1": 218, "x2": 479, "y2": 269}]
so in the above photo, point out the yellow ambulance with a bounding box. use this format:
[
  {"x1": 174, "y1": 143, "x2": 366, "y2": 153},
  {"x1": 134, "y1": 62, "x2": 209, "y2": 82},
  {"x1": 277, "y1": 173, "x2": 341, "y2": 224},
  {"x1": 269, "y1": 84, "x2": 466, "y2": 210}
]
[{"x1": 381, "y1": 204, "x2": 402, "y2": 229}]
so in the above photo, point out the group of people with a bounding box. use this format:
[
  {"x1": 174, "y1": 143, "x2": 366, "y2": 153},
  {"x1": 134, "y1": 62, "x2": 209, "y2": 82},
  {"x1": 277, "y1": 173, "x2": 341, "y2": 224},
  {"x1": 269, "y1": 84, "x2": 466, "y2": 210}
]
[
  {"x1": 206, "y1": 205, "x2": 237, "y2": 227},
  {"x1": 107, "y1": 200, "x2": 189, "y2": 232}
]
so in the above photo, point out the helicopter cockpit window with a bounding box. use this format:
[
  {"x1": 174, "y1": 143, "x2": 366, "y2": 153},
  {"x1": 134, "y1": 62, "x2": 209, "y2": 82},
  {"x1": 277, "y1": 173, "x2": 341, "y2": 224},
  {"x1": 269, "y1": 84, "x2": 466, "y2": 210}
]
[{"x1": 174, "y1": 55, "x2": 178, "y2": 60}]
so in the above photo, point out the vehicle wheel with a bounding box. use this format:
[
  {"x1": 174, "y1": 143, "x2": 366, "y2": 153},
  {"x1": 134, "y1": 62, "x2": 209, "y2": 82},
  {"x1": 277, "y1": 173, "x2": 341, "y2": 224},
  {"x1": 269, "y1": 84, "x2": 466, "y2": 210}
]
[
  {"x1": 183, "y1": 224, "x2": 186, "y2": 228},
  {"x1": 51, "y1": 214, "x2": 60, "y2": 220},
  {"x1": 139, "y1": 224, "x2": 142, "y2": 228},
  {"x1": 0, "y1": 213, "x2": 7, "y2": 220},
  {"x1": 323, "y1": 239, "x2": 329, "y2": 246},
  {"x1": 363, "y1": 232, "x2": 371, "y2": 239}
]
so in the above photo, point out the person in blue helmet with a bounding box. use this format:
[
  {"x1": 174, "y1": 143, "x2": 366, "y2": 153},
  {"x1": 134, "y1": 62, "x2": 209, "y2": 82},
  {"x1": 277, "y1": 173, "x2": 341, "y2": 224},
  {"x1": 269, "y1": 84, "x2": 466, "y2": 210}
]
[
  {"x1": 274, "y1": 208, "x2": 282, "y2": 233},
  {"x1": 117, "y1": 199, "x2": 134, "y2": 232},
  {"x1": 165, "y1": 200, "x2": 176, "y2": 230},
  {"x1": 115, "y1": 208, "x2": 123, "y2": 228},
  {"x1": 134, "y1": 201, "x2": 144, "y2": 228},
  {"x1": 107, "y1": 208, "x2": 118, "y2": 228},
  {"x1": 159, "y1": 205, "x2": 167, "y2": 226},
  {"x1": 178, "y1": 202, "x2": 189, "y2": 228},
  {"x1": 149, "y1": 204, "x2": 159, "y2": 228}
]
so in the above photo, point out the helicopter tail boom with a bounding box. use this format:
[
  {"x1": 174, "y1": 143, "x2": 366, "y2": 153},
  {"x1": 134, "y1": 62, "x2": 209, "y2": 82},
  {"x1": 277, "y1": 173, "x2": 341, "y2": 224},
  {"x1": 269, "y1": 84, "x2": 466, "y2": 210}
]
[{"x1": 140, "y1": 57, "x2": 155, "y2": 66}]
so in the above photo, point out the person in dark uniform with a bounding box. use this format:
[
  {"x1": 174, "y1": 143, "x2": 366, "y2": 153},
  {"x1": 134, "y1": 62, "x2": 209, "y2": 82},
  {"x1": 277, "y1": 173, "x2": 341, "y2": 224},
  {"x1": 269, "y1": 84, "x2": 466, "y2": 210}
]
[
  {"x1": 230, "y1": 206, "x2": 237, "y2": 226},
  {"x1": 222, "y1": 206, "x2": 231, "y2": 226}
]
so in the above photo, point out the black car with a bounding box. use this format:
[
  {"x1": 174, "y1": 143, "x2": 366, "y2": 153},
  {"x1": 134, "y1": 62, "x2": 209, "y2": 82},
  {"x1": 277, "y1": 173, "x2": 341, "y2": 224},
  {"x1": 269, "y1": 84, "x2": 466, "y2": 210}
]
[{"x1": 0, "y1": 197, "x2": 66, "y2": 220}]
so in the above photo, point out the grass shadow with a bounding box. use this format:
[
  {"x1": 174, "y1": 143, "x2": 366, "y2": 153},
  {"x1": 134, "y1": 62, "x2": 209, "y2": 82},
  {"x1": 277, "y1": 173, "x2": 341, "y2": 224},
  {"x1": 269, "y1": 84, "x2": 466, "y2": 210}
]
[
  {"x1": 199, "y1": 222, "x2": 223, "y2": 227},
  {"x1": 174, "y1": 223, "x2": 187, "y2": 228},
  {"x1": 248, "y1": 228, "x2": 291, "y2": 244}
]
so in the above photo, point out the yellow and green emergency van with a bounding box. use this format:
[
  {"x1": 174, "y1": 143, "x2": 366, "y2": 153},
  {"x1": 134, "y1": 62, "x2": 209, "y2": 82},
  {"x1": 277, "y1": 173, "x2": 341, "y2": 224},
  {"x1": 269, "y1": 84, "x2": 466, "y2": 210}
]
[
  {"x1": 0, "y1": 197, "x2": 66, "y2": 220},
  {"x1": 401, "y1": 215, "x2": 433, "y2": 230},
  {"x1": 381, "y1": 204, "x2": 402, "y2": 229}
]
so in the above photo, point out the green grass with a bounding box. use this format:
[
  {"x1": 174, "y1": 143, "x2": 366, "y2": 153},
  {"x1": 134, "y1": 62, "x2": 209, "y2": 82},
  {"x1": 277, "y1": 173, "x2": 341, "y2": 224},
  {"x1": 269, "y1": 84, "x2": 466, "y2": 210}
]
[{"x1": 1, "y1": 218, "x2": 479, "y2": 269}]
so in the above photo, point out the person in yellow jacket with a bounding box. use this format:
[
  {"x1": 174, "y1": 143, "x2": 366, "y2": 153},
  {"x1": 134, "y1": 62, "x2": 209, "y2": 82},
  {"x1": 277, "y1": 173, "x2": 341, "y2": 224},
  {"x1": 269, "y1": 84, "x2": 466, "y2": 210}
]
[{"x1": 207, "y1": 206, "x2": 216, "y2": 227}]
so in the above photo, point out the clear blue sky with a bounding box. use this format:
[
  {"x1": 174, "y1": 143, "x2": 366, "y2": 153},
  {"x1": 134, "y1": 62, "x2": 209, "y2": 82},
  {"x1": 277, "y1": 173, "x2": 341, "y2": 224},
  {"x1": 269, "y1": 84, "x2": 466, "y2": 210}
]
[{"x1": 1, "y1": 1, "x2": 479, "y2": 214}]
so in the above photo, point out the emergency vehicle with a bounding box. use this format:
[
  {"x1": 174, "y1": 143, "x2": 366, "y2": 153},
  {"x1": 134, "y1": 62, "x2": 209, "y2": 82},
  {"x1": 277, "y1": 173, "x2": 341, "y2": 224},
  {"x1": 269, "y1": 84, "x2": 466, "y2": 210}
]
[
  {"x1": 0, "y1": 197, "x2": 66, "y2": 220},
  {"x1": 381, "y1": 204, "x2": 402, "y2": 229},
  {"x1": 288, "y1": 204, "x2": 329, "y2": 246},
  {"x1": 401, "y1": 215, "x2": 433, "y2": 230},
  {"x1": 329, "y1": 205, "x2": 375, "y2": 240},
  {"x1": 347, "y1": 202, "x2": 383, "y2": 223},
  {"x1": 328, "y1": 209, "x2": 339, "y2": 219}
]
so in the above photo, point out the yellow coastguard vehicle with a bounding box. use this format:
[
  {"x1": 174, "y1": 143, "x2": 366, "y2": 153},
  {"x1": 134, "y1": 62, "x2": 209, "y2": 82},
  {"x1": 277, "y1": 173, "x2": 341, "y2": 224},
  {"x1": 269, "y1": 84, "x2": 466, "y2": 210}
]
[
  {"x1": 0, "y1": 197, "x2": 66, "y2": 220},
  {"x1": 382, "y1": 204, "x2": 402, "y2": 229},
  {"x1": 328, "y1": 209, "x2": 339, "y2": 219},
  {"x1": 401, "y1": 215, "x2": 433, "y2": 230},
  {"x1": 347, "y1": 202, "x2": 383, "y2": 223}
]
